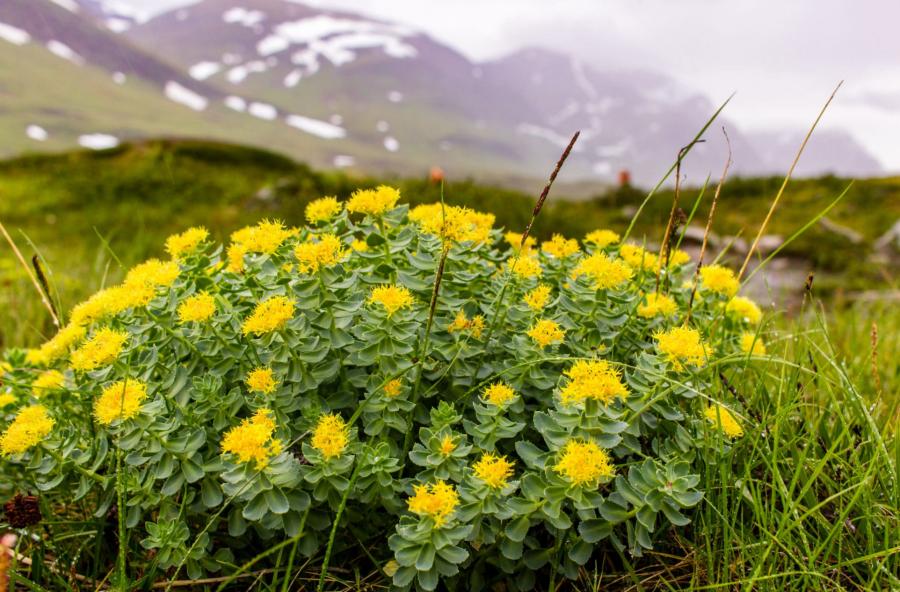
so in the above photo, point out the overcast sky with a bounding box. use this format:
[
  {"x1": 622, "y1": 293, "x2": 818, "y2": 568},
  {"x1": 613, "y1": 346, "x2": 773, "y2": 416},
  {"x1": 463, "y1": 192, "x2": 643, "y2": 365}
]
[{"x1": 123, "y1": 0, "x2": 900, "y2": 169}]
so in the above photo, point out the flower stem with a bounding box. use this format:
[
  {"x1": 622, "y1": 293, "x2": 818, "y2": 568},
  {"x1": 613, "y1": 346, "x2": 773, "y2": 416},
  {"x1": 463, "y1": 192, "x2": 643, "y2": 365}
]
[{"x1": 317, "y1": 450, "x2": 366, "y2": 592}]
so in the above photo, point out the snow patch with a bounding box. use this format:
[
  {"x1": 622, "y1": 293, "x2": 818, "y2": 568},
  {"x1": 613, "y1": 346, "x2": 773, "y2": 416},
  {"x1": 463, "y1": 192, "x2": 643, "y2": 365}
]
[
  {"x1": 249, "y1": 102, "x2": 278, "y2": 120},
  {"x1": 285, "y1": 115, "x2": 346, "y2": 139},
  {"x1": 516, "y1": 124, "x2": 573, "y2": 148},
  {"x1": 224, "y1": 96, "x2": 247, "y2": 112},
  {"x1": 112, "y1": 72, "x2": 126, "y2": 84},
  {"x1": 570, "y1": 57, "x2": 598, "y2": 100},
  {"x1": 26, "y1": 125, "x2": 48, "y2": 142},
  {"x1": 383, "y1": 136, "x2": 399, "y2": 152},
  {"x1": 387, "y1": 90, "x2": 403, "y2": 103},
  {"x1": 227, "y1": 60, "x2": 267, "y2": 84},
  {"x1": 49, "y1": 0, "x2": 79, "y2": 13},
  {"x1": 0, "y1": 22, "x2": 30, "y2": 46},
  {"x1": 329, "y1": 114, "x2": 343, "y2": 125},
  {"x1": 333, "y1": 155, "x2": 355, "y2": 168},
  {"x1": 593, "y1": 161, "x2": 612, "y2": 176},
  {"x1": 189, "y1": 61, "x2": 221, "y2": 80},
  {"x1": 105, "y1": 18, "x2": 131, "y2": 33},
  {"x1": 223, "y1": 7, "x2": 265, "y2": 27},
  {"x1": 47, "y1": 41, "x2": 84, "y2": 65},
  {"x1": 283, "y1": 69, "x2": 302, "y2": 88},
  {"x1": 222, "y1": 52, "x2": 242, "y2": 65},
  {"x1": 164, "y1": 81, "x2": 208, "y2": 111},
  {"x1": 376, "y1": 120, "x2": 389, "y2": 133},
  {"x1": 78, "y1": 134, "x2": 119, "y2": 150},
  {"x1": 595, "y1": 139, "x2": 630, "y2": 158},
  {"x1": 258, "y1": 35, "x2": 290, "y2": 56}
]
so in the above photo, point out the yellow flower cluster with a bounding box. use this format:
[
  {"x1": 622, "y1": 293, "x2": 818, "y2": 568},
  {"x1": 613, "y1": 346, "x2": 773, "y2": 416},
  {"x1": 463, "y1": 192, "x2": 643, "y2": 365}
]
[
  {"x1": 523, "y1": 284, "x2": 552, "y2": 311},
  {"x1": 637, "y1": 292, "x2": 678, "y2": 318},
  {"x1": 447, "y1": 311, "x2": 485, "y2": 338},
  {"x1": 541, "y1": 234, "x2": 580, "y2": 258},
  {"x1": 383, "y1": 378, "x2": 403, "y2": 398},
  {"x1": 177, "y1": 292, "x2": 216, "y2": 324},
  {"x1": 504, "y1": 231, "x2": 536, "y2": 253},
  {"x1": 481, "y1": 382, "x2": 516, "y2": 407},
  {"x1": 221, "y1": 408, "x2": 284, "y2": 468},
  {"x1": 572, "y1": 252, "x2": 634, "y2": 290},
  {"x1": 350, "y1": 239, "x2": 369, "y2": 252},
  {"x1": 242, "y1": 296, "x2": 295, "y2": 336},
  {"x1": 472, "y1": 453, "x2": 514, "y2": 489},
  {"x1": 71, "y1": 327, "x2": 128, "y2": 372},
  {"x1": 32, "y1": 370, "x2": 65, "y2": 395},
  {"x1": 293, "y1": 233, "x2": 347, "y2": 274},
  {"x1": 305, "y1": 196, "x2": 342, "y2": 224},
  {"x1": 704, "y1": 404, "x2": 744, "y2": 438},
  {"x1": 246, "y1": 367, "x2": 277, "y2": 394},
  {"x1": 346, "y1": 185, "x2": 400, "y2": 216},
  {"x1": 231, "y1": 220, "x2": 296, "y2": 255},
  {"x1": 439, "y1": 434, "x2": 456, "y2": 456},
  {"x1": 124, "y1": 259, "x2": 181, "y2": 288},
  {"x1": 165, "y1": 226, "x2": 209, "y2": 259},
  {"x1": 26, "y1": 323, "x2": 86, "y2": 366},
  {"x1": 726, "y1": 296, "x2": 762, "y2": 324},
  {"x1": 527, "y1": 319, "x2": 565, "y2": 348},
  {"x1": 506, "y1": 256, "x2": 542, "y2": 279},
  {"x1": 368, "y1": 285, "x2": 415, "y2": 317},
  {"x1": 554, "y1": 439, "x2": 614, "y2": 486},
  {"x1": 619, "y1": 244, "x2": 656, "y2": 270},
  {"x1": 655, "y1": 326, "x2": 710, "y2": 371},
  {"x1": 559, "y1": 359, "x2": 627, "y2": 405},
  {"x1": 700, "y1": 265, "x2": 740, "y2": 297},
  {"x1": 740, "y1": 332, "x2": 766, "y2": 355},
  {"x1": 407, "y1": 480, "x2": 459, "y2": 528},
  {"x1": 409, "y1": 203, "x2": 495, "y2": 244},
  {"x1": 94, "y1": 379, "x2": 147, "y2": 425},
  {"x1": 311, "y1": 413, "x2": 349, "y2": 459},
  {"x1": 585, "y1": 229, "x2": 620, "y2": 248},
  {"x1": 0, "y1": 405, "x2": 54, "y2": 456}
]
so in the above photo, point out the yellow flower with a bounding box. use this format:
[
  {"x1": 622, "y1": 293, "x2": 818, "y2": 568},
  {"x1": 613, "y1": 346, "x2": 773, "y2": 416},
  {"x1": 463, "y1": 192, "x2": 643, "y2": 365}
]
[
  {"x1": 70, "y1": 282, "x2": 156, "y2": 326},
  {"x1": 409, "y1": 203, "x2": 494, "y2": 243},
  {"x1": 346, "y1": 185, "x2": 400, "y2": 216},
  {"x1": 26, "y1": 323, "x2": 86, "y2": 366},
  {"x1": 482, "y1": 382, "x2": 516, "y2": 407},
  {"x1": 527, "y1": 319, "x2": 565, "y2": 348},
  {"x1": 472, "y1": 453, "x2": 514, "y2": 489},
  {"x1": 124, "y1": 259, "x2": 180, "y2": 288},
  {"x1": 305, "y1": 196, "x2": 342, "y2": 224},
  {"x1": 664, "y1": 249, "x2": 691, "y2": 267},
  {"x1": 726, "y1": 296, "x2": 762, "y2": 324},
  {"x1": 350, "y1": 239, "x2": 369, "y2": 252},
  {"x1": 368, "y1": 285, "x2": 414, "y2": 317},
  {"x1": 700, "y1": 265, "x2": 739, "y2": 298},
  {"x1": 438, "y1": 434, "x2": 456, "y2": 456},
  {"x1": 222, "y1": 408, "x2": 283, "y2": 468},
  {"x1": 311, "y1": 413, "x2": 349, "y2": 459},
  {"x1": 655, "y1": 326, "x2": 710, "y2": 371},
  {"x1": 740, "y1": 332, "x2": 766, "y2": 356},
  {"x1": 32, "y1": 370, "x2": 65, "y2": 396},
  {"x1": 585, "y1": 229, "x2": 620, "y2": 248},
  {"x1": 704, "y1": 404, "x2": 744, "y2": 438},
  {"x1": 246, "y1": 367, "x2": 277, "y2": 394},
  {"x1": 226, "y1": 242, "x2": 248, "y2": 273},
  {"x1": 554, "y1": 439, "x2": 614, "y2": 486},
  {"x1": 384, "y1": 378, "x2": 403, "y2": 398},
  {"x1": 293, "y1": 233, "x2": 347, "y2": 273},
  {"x1": 0, "y1": 405, "x2": 54, "y2": 456},
  {"x1": 572, "y1": 252, "x2": 633, "y2": 290},
  {"x1": 407, "y1": 480, "x2": 459, "y2": 527},
  {"x1": 177, "y1": 292, "x2": 216, "y2": 323},
  {"x1": 523, "y1": 284, "x2": 552, "y2": 311},
  {"x1": 559, "y1": 359, "x2": 627, "y2": 405},
  {"x1": 447, "y1": 311, "x2": 484, "y2": 337},
  {"x1": 165, "y1": 227, "x2": 209, "y2": 259},
  {"x1": 504, "y1": 231, "x2": 536, "y2": 253},
  {"x1": 619, "y1": 244, "x2": 656, "y2": 270},
  {"x1": 242, "y1": 296, "x2": 295, "y2": 336},
  {"x1": 0, "y1": 361, "x2": 9, "y2": 378},
  {"x1": 506, "y1": 256, "x2": 542, "y2": 279},
  {"x1": 71, "y1": 327, "x2": 128, "y2": 372},
  {"x1": 637, "y1": 292, "x2": 678, "y2": 318},
  {"x1": 0, "y1": 393, "x2": 16, "y2": 407},
  {"x1": 541, "y1": 234, "x2": 580, "y2": 258},
  {"x1": 94, "y1": 379, "x2": 147, "y2": 424},
  {"x1": 231, "y1": 220, "x2": 295, "y2": 254}
]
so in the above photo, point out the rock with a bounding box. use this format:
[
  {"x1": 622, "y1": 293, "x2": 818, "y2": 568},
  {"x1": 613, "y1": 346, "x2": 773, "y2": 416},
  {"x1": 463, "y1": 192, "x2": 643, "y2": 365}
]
[
  {"x1": 874, "y1": 219, "x2": 900, "y2": 252},
  {"x1": 756, "y1": 234, "x2": 784, "y2": 255},
  {"x1": 819, "y1": 217, "x2": 864, "y2": 244}
]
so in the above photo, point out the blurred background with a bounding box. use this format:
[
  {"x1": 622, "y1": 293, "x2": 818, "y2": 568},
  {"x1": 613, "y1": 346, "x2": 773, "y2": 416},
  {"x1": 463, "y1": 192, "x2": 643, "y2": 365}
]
[{"x1": 0, "y1": 0, "x2": 897, "y2": 344}]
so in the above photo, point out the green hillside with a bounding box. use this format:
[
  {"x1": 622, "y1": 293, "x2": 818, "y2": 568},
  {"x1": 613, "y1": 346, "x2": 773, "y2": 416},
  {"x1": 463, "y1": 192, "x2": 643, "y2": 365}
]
[{"x1": 0, "y1": 139, "x2": 895, "y2": 347}]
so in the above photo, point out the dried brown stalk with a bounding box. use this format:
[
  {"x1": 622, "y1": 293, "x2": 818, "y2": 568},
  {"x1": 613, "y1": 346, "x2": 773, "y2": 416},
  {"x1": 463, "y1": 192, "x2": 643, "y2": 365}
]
[{"x1": 0, "y1": 219, "x2": 60, "y2": 328}]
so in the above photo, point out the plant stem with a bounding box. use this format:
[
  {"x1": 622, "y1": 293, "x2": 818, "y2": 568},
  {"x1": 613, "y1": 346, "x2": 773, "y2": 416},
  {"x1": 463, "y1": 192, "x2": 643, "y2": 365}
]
[{"x1": 317, "y1": 451, "x2": 366, "y2": 592}]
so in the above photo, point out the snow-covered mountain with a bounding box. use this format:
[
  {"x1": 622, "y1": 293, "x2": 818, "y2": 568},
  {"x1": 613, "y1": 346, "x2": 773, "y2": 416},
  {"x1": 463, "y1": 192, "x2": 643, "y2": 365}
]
[{"x1": 0, "y1": 0, "x2": 883, "y2": 183}]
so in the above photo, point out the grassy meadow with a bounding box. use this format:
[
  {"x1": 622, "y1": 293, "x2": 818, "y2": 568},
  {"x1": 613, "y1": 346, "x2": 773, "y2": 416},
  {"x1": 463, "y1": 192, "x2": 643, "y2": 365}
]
[{"x1": 0, "y1": 140, "x2": 897, "y2": 591}]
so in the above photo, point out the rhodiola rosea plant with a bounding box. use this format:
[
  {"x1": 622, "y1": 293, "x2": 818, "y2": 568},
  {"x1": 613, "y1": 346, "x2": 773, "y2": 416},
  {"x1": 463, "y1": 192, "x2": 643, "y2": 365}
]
[{"x1": 0, "y1": 185, "x2": 766, "y2": 590}]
